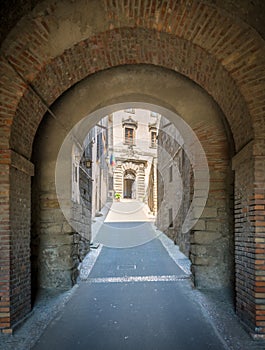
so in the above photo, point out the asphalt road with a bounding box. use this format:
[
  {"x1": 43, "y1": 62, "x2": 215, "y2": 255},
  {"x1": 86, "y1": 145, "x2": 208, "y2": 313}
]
[
  {"x1": 1, "y1": 202, "x2": 264, "y2": 350},
  {"x1": 32, "y1": 223, "x2": 227, "y2": 350}
]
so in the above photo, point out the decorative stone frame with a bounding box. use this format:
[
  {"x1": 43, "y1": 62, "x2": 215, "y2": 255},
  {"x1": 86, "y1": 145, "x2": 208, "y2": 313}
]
[{"x1": 122, "y1": 117, "x2": 138, "y2": 146}]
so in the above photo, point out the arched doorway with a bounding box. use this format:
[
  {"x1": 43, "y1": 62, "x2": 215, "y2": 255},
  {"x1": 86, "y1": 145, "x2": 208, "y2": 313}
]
[{"x1": 123, "y1": 170, "x2": 136, "y2": 199}]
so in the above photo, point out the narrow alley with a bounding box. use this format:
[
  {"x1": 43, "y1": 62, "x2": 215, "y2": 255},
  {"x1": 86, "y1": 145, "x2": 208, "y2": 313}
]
[
  {"x1": 13, "y1": 201, "x2": 261, "y2": 350},
  {"x1": 31, "y1": 201, "x2": 222, "y2": 350}
]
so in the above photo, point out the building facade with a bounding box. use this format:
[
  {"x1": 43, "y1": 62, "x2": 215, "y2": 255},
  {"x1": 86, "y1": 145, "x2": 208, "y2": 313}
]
[{"x1": 109, "y1": 109, "x2": 159, "y2": 214}]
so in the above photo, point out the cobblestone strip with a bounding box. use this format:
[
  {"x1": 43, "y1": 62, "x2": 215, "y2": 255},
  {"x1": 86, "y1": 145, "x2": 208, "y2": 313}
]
[{"x1": 83, "y1": 275, "x2": 189, "y2": 284}]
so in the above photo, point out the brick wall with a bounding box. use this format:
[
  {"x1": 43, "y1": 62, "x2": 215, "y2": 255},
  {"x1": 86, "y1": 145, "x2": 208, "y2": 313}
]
[
  {"x1": 253, "y1": 182, "x2": 265, "y2": 337},
  {"x1": 0, "y1": 162, "x2": 11, "y2": 331},
  {"x1": 10, "y1": 167, "x2": 31, "y2": 326},
  {"x1": 0, "y1": 152, "x2": 34, "y2": 331},
  {"x1": 233, "y1": 141, "x2": 265, "y2": 338}
]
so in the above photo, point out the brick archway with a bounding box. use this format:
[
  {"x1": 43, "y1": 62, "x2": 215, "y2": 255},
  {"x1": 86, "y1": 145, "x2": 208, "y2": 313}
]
[
  {"x1": 0, "y1": 0, "x2": 265, "y2": 338},
  {"x1": 21, "y1": 64, "x2": 232, "y2": 336},
  {"x1": 1, "y1": 1, "x2": 264, "y2": 153}
]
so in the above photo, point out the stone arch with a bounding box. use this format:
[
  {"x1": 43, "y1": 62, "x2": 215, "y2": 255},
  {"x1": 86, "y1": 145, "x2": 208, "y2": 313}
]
[
  {"x1": 122, "y1": 162, "x2": 140, "y2": 173},
  {"x1": 30, "y1": 65, "x2": 232, "y2": 294},
  {"x1": 0, "y1": 0, "x2": 264, "y2": 338}
]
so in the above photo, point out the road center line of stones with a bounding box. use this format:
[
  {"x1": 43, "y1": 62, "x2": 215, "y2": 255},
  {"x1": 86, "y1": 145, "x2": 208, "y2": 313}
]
[{"x1": 83, "y1": 275, "x2": 190, "y2": 283}]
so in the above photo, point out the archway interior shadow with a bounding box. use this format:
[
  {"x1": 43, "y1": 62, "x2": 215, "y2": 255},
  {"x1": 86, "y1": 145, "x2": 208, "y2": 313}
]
[{"x1": 30, "y1": 66, "x2": 235, "y2": 309}]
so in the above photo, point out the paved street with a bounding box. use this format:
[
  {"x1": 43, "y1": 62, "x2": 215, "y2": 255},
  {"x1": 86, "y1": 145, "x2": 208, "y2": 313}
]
[
  {"x1": 1, "y1": 201, "x2": 264, "y2": 350},
  {"x1": 33, "y1": 246, "x2": 226, "y2": 349},
  {"x1": 93, "y1": 200, "x2": 157, "y2": 248},
  {"x1": 32, "y1": 201, "x2": 226, "y2": 350}
]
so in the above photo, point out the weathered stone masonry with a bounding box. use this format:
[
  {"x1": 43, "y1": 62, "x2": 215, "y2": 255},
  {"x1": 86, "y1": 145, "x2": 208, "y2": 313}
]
[
  {"x1": 30, "y1": 111, "x2": 92, "y2": 291},
  {"x1": 0, "y1": 0, "x2": 265, "y2": 338},
  {"x1": 157, "y1": 105, "x2": 234, "y2": 290}
]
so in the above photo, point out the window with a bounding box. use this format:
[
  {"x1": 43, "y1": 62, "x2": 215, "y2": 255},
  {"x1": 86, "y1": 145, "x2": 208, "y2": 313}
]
[
  {"x1": 72, "y1": 144, "x2": 81, "y2": 204},
  {"x1": 169, "y1": 208, "x2": 173, "y2": 228},
  {"x1": 74, "y1": 164, "x2": 78, "y2": 182},
  {"x1": 122, "y1": 116, "x2": 137, "y2": 145},
  {"x1": 96, "y1": 132, "x2": 101, "y2": 160},
  {"x1": 72, "y1": 161, "x2": 80, "y2": 203},
  {"x1": 125, "y1": 127, "x2": 134, "y2": 145},
  {"x1": 151, "y1": 131, "x2": 157, "y2": 148},
  {"x1": 151, "y1": 111, "x2": 159, "y2": 118},
  {"x1": 125, "y1": 108, "x2": 135, "y2": 114},
  {"x1": 148, "y1": 123, "x2": 157, "y2": 148},
  {"x1": 169, "y1": 165, "x2": 173, "y2": 182},
  {"x1": 96, "y1": 130, "x2": 107, "y2": 163}
]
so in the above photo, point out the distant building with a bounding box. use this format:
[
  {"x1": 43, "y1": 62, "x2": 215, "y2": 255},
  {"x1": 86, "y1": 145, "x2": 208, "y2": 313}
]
[
  {"x1": 85, "y1": 109, "x2": 159, "y2": 218},
  {"x1": 109, "y1": 109, "x2": 159, "y2": 214}
]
